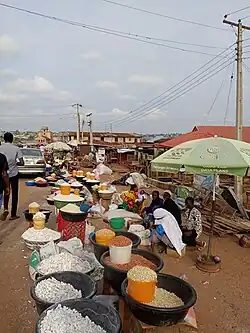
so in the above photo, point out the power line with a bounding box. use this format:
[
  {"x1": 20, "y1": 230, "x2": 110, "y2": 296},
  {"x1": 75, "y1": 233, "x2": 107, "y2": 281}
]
[
  {"x1": 206, "y1": 78, "x2": 226, "y2": 116},
  {"x1": 109, "y1": 58, "x2": 235, "y2": 128},
  {"x1": 226, "y1": 6, "x2": 250, "y2": 16},
  {"x1": 243, "y1": 62, "x2": 250, "y2": 72},
  {"x1": 98, "y1": 0, "x2": 229, "y2": 31},
  {"x1": 224, "y1": 62, "x2": 235, "y2": 125},
  {"x1": 0, "y1": 3, "x2": 229, "y2": 56},
  {"x1": 98, "y1": 43, "x2": 235, "y2": 124}
]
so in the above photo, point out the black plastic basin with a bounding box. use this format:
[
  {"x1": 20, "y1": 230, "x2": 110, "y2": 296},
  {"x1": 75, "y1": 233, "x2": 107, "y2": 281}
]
[
  {"x1": 61, "y1": 211, "x2": 88, "y2": 222},
  {"x1": 100, "y1": 248, "x2": 164, "y2": 295},
  {"x1": 90, "y1": 231, "x2": 141, "y2": 262},
  {"x1": 35, "y1": 298, "x2": 122, "y2": 333},
  {"x1": 23, "y1": 209, "x2": 52, "y2": 223},
  {"x1": 30, "y1": 271, "x2": 97, "y2": 315},
  {"x1": 121, "y1": 273, "x2": 197, "y2": 326}
]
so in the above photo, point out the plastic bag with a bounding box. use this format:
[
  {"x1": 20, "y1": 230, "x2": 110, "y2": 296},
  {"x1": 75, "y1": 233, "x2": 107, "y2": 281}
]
[
  {"x1": 29, "y1": 250, "x2": 41, "y2": 281},
  {"x1": 84, "y1": 222, "x2": 95, "y2": 245},
  {"x1": 57, "y1": 237, "x2": 83, "y2": 255},
  {"x1": 40, "y1": 241, "x2": 58, "y2": 260},
  {"x1": 96, "y1": 163, "x2": 113, "y2": 175}
]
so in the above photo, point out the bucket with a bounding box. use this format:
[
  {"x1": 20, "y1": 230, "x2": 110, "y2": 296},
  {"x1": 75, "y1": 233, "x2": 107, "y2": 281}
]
[
  {"x1": 60, "y1": 184, "x2": 71, "y2": 195},
  {"x1": 128, "y1": 278, "x2": 156, "y2": 303},
  {"x1": 72, "y1": 170, "x2": 77, "y2": 177},
  {"x1": 109, "y1": 243, "x2": 132, "y2": 265},
  {"x1": 96, "y1": 229, "x2": 115, "y2": 246},
  {"x1": 110, "y1": 217, "x2": 125, "y2": 230},
  {"x1": 33, "y1": 218, "x2": 45, "y2": 230}
]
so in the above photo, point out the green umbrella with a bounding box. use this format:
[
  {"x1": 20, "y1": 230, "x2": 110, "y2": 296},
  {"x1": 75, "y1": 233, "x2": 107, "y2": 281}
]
[
  {"x1": 152, "y1": 137, "x2": 250, "y2": 177},
  {"x1": 151, "y1": 137, "x2": 250, "y2": 265}
]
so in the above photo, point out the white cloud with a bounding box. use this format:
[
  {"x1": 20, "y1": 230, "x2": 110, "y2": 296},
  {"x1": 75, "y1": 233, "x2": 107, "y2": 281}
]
[
  {"x1": 119, "y1": 94, "x2": 137, "y2": 101},
  {"x1": 111, "y1": 108, "x2": 128, "y2": 115},
  {"x1": 0, "y1": 35, "x2": 19, "y2": 54},
  {"x1": 95, "y1": 80, "x2": 118, "y2": 89},
  {"x1": 0, "y1": 90, "x2": 29, "y2": 103},
  {"x1": 146, "y1": 108, "x2": 166, "y2": 119},
  {"x1": 81, "y1": 52, "x2": 102, "y2": 60},
  {"x1": 8, "y1": 76, "x2": 54, "y2": 93},
  {"x1": 128, "y1": 75, "x2": 163, "y2": 86},
  {"x1": 0, "y1": 68, "x2": 18, "y2": 76}
]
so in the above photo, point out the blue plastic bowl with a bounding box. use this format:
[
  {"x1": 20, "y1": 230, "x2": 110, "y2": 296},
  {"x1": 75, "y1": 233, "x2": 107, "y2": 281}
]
[{"x1": 25, "y1": 181, "x2": 36, "y2": 187}]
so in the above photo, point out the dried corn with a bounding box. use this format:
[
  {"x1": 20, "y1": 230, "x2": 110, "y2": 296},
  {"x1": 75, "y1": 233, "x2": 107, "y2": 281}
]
[
  {"x1": 146, "y1": 287, "x2": 184, "y2": 308},
  {"x1": 127, "y1": 265, "x2": 157, "y2": 282}
]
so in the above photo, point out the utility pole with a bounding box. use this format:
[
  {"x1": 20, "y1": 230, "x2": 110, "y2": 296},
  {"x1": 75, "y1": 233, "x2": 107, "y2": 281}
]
[
  {"x1": 223, "y1": 17, "x2": 250, "y2": 201},
  {"x1": 86, "y1": 113, "x2": 94, "y2": 153},
  {"x1": 72, "y1": 103, "x2": 82, "y2": 143}
]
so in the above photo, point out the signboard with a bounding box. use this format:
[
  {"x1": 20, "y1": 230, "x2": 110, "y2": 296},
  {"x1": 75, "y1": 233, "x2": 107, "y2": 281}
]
[
  {"x1": 96, "y1": 148, "x2": 105, "y2": 163},
  {"x1": 194, "y1": 174, "x2": 219, "y2": 191}
]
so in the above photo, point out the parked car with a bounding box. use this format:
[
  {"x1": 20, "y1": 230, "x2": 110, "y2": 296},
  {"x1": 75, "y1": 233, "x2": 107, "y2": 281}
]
[{"x1": 18, "y1": 148, "x2": 46, "y2": 176}]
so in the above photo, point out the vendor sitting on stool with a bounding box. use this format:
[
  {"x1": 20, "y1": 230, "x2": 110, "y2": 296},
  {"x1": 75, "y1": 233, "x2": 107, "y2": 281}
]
[{"x1": 182, "y1": 197, "x2": 206, "y2": 250}]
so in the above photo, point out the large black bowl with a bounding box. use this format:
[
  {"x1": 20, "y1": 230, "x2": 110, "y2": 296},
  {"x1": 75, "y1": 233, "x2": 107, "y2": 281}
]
[
  {"x1": 121, "y1": 273, "x2": 197, "y2": 326},
  {"x1": 30, "y1": 271, "x2": 97, "y2": 315},
  {"x1": 61, "y1": 211, "x2": 88, "y2": 222},
  {"x1": 35, "y1": 299, "x2": 122, "y2": 333},
  {"x1": 90, "y1": 231, "x2": 141, "y2": 262},
  {"x1": 100, "y1": 249, "x2": 164, "y2": 294},
  {"x1": 23, "y1": 209, "x2": 52, "y2": 223}
]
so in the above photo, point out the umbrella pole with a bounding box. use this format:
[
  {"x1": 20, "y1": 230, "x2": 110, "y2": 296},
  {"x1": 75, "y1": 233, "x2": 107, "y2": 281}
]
[{"x1": 207, "y1": 175, "x2": 216, "y2": 259}]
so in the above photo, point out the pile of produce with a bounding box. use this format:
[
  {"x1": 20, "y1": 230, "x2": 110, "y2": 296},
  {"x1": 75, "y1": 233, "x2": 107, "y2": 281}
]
[
  {"x1": 21, "y1": 227, "x2": 61, "y2": 243},
  {"x1": 70, "y1": 181, "x2": 83, "y2": 188},
  {"x1": 104, "y1": 254, "x2": 156, "y2": 271},
  {"x1": 127, "y1": 266, "x2": 184, "y2": 308},
  {"x1": 40, "y1": 304, "x2": 107, "y2": 333},
  {"x1": 60, "y1": 204, "x2": 82, "y2": 214},
  {"x1": 95, "y1": 229, "x2": 115, "y2": 246},
  {"x1": 109, "y1": 235, "x2": 132, "y2": 247},
  {"x1": 36, "y1": 252, "x2": 93, "y2": 275},
  {"x1": 35, "y1": 277, "x2": 82, "y2": 303},
  {"x1": 146, "y1": 288, "x2": 184, "y2": 308}
]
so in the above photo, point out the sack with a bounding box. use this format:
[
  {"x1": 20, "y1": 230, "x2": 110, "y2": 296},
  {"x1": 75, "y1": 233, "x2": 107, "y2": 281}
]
[{"x1": 96, "y1": 163, "x2": 113, "y2": 176}]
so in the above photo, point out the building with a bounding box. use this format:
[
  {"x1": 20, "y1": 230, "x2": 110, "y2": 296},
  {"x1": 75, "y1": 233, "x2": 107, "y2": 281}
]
[
  {"x1": 64, "y1": 131, "x2": 142, "y2": 148},
  {"x1": 159, "y1": 125, "x2": 250, "y2": 148},
  {"x1": 35, "y1": 126, "x2": 53, "y2": 145}
]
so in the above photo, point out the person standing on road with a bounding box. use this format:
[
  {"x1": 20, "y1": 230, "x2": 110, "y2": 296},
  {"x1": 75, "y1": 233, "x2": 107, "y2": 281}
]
[
  {"x1": 0, "y1": 153, "x2": 10, "y2": 211},
  {"x1": 0, "y1": 133, "x2": 24, "y2": 221}
]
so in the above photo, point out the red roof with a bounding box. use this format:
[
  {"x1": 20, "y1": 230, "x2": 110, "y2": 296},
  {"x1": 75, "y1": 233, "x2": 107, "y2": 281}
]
[{"x1": 159, "y1": 126, "x2": 250, "y2": 148}]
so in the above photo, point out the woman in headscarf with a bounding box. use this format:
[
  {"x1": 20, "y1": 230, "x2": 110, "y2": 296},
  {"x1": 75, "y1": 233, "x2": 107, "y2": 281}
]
[
  {"x1": 142, "y1": 191, "x2": 164, "y2": 229},
  {"x1": 151, "y1": 208, "x2": 185, "y2": 255},
  {"x1": 163, "y1": 190, "x2": 182, "y2": 227}
]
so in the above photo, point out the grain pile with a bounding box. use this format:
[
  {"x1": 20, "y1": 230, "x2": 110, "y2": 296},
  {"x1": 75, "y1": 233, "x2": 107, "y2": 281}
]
[
  {"x1": 40, "y1": 304, "x2": 107, "y2": 333},
  {"x1": 35, "y1": 277, "x2": 82, "y2": 303},
  {"x1": 21, "y1": 228, "x2": 61, "y2": 242},
  {"x1": 127, "y1": 266, "x2": 157, "y2": 282},
  {"x1": 146, "y1": 288, "x2": 184, "y2": 308},
  {"x1": 109, "y1": 236, "x2": 132, "y2": 247},
  {"x1": 37, "y1": 253, "x2": 93, "y2": 275},
  {"x1": 104, "y1": 254, "x2": 156, "y2": 271}
]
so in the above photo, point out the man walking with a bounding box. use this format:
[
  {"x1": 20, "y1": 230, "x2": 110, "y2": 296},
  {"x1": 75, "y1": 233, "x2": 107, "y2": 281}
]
[
  {"x1": 0, "y1": 132, "x2": 24, "y2": 220},
  {"x1": 0, "y1": 153, "x2": 10, "y2": 213}
]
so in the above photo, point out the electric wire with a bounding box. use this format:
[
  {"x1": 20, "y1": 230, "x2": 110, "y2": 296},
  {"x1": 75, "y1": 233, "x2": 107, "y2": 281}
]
[
  {"x1": 111, "y1": 58, "x2": 235, "y2": 128},
  {"x1": 98, "y1": 0, "x2": 229, "y2": 31},
  {"x1": 99, "y1": 45, "x2": 236, "y2": 126},
  {"x1": 224, "y1": 62, "x2": 235, "y2": 125},
  {"x1": 226, "y1": 6, "x2": 250, "y2": 16},
  {"x1": 206, "y1": 78, "x2": 226, "y2": 116},
  {"x1": 0, "y1": 3, "x2": 230, "y2": 56}
]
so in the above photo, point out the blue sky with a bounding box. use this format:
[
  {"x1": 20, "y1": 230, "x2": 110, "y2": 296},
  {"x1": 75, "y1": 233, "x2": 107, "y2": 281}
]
[{"x1": 1, "y1": 0, "x2": 250, "y2": 133}]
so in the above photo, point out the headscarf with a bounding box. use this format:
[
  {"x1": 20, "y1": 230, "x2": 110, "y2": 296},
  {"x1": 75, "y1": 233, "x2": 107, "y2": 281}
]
[
  {"x1": 153, "y1": 208, "x2": 185, "y2": 255},
  {"x1": 164, "y1": 190, "x2": 172, "y2": 197}
]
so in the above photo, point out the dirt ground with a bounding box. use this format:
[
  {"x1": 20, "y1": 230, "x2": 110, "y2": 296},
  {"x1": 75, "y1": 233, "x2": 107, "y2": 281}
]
[{"x1": 0, "y1": 180, "x2": 250, "y2": 333}]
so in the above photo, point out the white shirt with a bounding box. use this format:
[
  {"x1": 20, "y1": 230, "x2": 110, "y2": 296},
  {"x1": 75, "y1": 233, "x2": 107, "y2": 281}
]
[{"x1": 0, "y1": 143, "x2": 23, "y2": 177}]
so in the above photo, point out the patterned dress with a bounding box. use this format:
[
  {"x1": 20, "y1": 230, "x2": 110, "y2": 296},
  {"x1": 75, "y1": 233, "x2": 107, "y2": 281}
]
[{"x1": 182, "y1": 207, "x2": 202, "y2": 238}]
